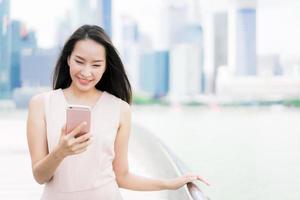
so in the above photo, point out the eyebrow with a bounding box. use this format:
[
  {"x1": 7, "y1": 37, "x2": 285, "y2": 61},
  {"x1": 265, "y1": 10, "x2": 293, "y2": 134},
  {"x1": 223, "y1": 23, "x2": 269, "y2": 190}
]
[{"x1": 75, "y1": 55, "x2": 104, "y2": 62}]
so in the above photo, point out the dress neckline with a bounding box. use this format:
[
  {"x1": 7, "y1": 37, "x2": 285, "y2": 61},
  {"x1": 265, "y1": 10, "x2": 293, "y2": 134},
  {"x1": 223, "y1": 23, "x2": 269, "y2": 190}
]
[{"x1": 59, "y1": 88, "x2": 106, "y2": 111}]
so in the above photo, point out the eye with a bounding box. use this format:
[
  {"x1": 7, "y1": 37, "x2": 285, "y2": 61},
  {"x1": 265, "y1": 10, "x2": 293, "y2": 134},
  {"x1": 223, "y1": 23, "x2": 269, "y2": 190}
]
[
  {"x1": 93, "y1": 65, "x2": 101, "y2": 67},
  {"x1": 75, "y1": 60, "x2": 83, "y2": 64}
]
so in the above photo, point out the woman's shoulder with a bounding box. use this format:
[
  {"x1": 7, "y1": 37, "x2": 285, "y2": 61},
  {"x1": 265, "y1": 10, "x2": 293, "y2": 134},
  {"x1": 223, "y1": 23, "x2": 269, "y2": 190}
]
[
  {"x1": 119, "y1": 98, "x2": 131, "y2": 126},
  {"x1": 28, "y1": 89, "x2": 60, "y2": 109},
  {"x1": 104, "y1": 91, "x2": 131, "y2": 109}
]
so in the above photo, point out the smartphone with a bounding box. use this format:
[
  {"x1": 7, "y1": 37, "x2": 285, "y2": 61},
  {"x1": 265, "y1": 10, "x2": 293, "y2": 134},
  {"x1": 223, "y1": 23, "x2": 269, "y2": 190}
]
[{"x1": 66, "y1": 104, "x2": 91, "y2": 137}]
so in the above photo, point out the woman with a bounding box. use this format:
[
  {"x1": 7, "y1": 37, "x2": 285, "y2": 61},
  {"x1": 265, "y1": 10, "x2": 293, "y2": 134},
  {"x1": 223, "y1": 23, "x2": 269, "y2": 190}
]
[{"x1": 26, "y1": 25, "x2": 209, "y2": 200}]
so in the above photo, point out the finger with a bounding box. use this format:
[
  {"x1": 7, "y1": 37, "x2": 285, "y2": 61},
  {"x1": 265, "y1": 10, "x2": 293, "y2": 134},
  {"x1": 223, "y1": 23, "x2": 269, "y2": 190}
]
[
  {"x1": 68, "y1": 121, "x2": 87, "y2": 138},
  {"x1": 184, "y1": 174, "x2": 197, "y2": 181},
  {"x1": 75, "y1": 133, "x2": 92, "y2": 143},
  {"x1": 61, "y1": 124, "x2": 67, "y2": 136},
  {"x1": 73, "y1": 148, "x2": 88, "y2": 154},
  {"x1": 67, "y1": 136, "x2": 76, "y2": 146},
  {"x1": 186, "y1": 176, "x2": 197, "y2": 183},
  {"x1": 72, "y1": 139, "x2": 92, "y2": 151},
  {"x1": 196, "y1": 176, "x2": 210, "y2": 186},
  {"x1": 180, "y1": 176, "x2": 193, "y2": 185},
  {"x1": 184, "y1": 174, "x2": 202, "y2": 183}
]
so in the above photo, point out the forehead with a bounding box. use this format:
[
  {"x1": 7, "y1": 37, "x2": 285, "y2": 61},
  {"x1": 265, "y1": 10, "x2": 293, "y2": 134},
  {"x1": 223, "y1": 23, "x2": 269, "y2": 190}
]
[{"x1": 72, "y1": 39, "x2": 105, "y2": 60}]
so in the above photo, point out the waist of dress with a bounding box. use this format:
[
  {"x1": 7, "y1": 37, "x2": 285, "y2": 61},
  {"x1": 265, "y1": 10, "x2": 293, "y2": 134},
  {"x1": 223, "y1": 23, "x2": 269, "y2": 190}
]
[
  {"x1": 44, "y1": 175, "x2": 117, "y2": 193},
  {"x1": 41, "y1": 180, "x2": 121, "y2": 200}
]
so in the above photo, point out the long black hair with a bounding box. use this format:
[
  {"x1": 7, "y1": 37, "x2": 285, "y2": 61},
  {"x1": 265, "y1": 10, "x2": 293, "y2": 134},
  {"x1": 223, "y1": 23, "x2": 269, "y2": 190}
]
[{"x1": 52, "y1": 25, "x2": 132, "y2": 104}]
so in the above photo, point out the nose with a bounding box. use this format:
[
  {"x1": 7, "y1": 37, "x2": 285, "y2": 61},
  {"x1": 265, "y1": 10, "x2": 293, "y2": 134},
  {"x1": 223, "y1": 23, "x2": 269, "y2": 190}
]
[{"x1": 80, "y1": 68, "x2": 92, "y2": 77}]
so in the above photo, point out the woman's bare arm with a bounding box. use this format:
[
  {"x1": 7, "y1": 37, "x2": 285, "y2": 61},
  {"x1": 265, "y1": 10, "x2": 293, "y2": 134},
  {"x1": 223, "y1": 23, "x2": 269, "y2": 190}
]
[
  {"x1": 113, "y1": 101, "x2": 209, "y2": 191},
  {"x1": 27, "y1": 93, "x2": 92, "y2": 184},
  {"x1": 27, "y1": 93, "x2": 64, "y2": 184},
  {"x1": 113, "y1": 101, "x2": 168, "y2": 190}
]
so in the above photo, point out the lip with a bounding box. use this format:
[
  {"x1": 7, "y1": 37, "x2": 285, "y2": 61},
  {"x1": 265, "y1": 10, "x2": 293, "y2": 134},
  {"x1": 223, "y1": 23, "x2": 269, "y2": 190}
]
[{"x1": 77, "y1": 76, "x2": 92, "y2": 85}]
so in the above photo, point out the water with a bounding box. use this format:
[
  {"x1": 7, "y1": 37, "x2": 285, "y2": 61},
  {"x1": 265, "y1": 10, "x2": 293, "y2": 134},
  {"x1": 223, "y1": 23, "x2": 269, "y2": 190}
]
[
  {"x1": 132, "y1": 105, "x2": 300, "y2": 200},
  {"x1": 1, "y1": 106, "x2": 300, "y2": 199}
]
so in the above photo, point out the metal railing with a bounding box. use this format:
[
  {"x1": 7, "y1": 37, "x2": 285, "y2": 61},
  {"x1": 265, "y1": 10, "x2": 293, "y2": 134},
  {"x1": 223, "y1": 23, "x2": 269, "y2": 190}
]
[
  {"x1": 159, "y1": 142, "x2": 209, "y2": 200},
  {"x1": 133, "y1": 124, "x2": 209, "y2": 200}
]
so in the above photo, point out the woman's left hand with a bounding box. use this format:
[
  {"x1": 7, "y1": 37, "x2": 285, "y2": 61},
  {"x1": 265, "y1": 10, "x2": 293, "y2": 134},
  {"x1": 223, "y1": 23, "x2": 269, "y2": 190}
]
[{"x1": 165, "y1": 173, "x2": 210, "y2": 190}]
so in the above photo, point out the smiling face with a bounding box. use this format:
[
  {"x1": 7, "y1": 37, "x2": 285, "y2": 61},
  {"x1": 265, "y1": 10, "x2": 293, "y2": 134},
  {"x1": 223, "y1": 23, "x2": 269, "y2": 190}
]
[{"x1": 67, "y1": 39, "x2": 106, "y2": 92}]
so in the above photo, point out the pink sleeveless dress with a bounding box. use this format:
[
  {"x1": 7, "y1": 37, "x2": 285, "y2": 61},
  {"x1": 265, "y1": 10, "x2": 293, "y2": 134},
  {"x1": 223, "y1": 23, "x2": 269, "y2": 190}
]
[{"x1": 41, "y1": 88, "x2": 123, "y2": 200}]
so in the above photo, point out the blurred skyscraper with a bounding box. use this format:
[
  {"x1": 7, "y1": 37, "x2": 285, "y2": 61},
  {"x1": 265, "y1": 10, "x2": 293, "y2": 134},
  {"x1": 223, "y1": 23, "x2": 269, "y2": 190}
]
[
  {"x1": 21, "y1": 30, "x2": 37, "y2": 50},
  {"x1": 163, "y1": 1, "x2": 205, "y2": 101},
  {"x1": 228, "y1": 0, "x2": 257, "y2": 76},
  {"x1": 140, "y1": 51, "x2": 169, "y2": 97},
  {"x1": 0, "y1": 0, "x2": 11, "y2": 98},
  {"x1": 10, "y1": 20, "x2": 22, "y2": 90},
  {"x1": 121, "y1": 16, "x2": 140, "y2": 92},
  {"x1": 258, "y1": 54, "x2": 283, "y2": 76},
  {"x1": 56, "y1": 11, "x2": 72, "y2": 47},
  {"x1": 169, "y1": 43, "x2": 203, "y2": 100},
  {"x1": 20, "y1": 49, "x2": 57, "y2": 87},
  {"x1": 102, "y1": 0, "x2": 112, "y2": 37},
  {"x1": 10, "y1": 21, "x2": 37, "y2": 91},
  {"x1": 184, "y1": 24, "x2": 205, "y2": 94},
  {"x1": 160, "y1": 2, "x2": 188, "y2": 49},
  {"x1": 72, "y1": 0, "x2": 112, "y2": 37},
  {"x1": 213, "y1": 12, "x2": 228, "y2": 93}
]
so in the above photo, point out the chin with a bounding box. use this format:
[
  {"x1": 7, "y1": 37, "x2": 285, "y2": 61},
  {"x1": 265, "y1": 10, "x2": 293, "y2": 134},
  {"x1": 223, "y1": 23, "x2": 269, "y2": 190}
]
[{"x1": 75, "y1": 82, "x2": 95, "y2": 92}]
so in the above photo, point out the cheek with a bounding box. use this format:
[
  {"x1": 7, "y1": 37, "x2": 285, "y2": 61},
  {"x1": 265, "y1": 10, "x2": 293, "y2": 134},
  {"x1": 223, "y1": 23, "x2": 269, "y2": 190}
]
[
  {"x1": 69, "y1": 61, "x2": 81, "y2": 74},
  {"x1": 69, "y1": 68, "x2": 79, "y2": 80},
  {"x1": 96, "y1": 66, "x2": 106, "y2": 76},
  {"x1": 92, "y1": 71, "x2": 104, "y2": 84},
  {"x1": 95, "y1": 70, "x2": 104, "y2": 80}
]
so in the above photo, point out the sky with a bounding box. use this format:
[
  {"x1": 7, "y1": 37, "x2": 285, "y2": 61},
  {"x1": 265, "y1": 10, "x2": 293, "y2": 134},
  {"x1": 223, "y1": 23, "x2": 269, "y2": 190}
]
[
  {"x1": 11, "y1": 0, "x2": 73, "y2": 47},
  {"x1": 10, "y1": 0, "x2": 300, "y2": 57}
]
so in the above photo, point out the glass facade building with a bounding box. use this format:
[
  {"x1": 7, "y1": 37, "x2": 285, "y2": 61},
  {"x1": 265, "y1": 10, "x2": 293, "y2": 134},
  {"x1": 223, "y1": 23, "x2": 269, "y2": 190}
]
[{"x1": 0, "y1": 0, "x2": 11, "y2": 98}]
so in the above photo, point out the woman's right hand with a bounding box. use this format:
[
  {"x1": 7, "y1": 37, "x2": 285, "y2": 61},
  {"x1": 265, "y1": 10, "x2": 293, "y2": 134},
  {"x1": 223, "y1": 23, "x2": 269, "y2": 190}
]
[{"x1": 56, "y1": 122, "x2": 92, "y2": 158}]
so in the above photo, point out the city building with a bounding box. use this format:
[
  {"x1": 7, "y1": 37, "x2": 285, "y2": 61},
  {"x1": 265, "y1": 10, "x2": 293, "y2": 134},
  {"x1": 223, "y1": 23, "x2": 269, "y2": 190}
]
[
  {"x1": 228, "y1": 0, "x2": 257, "y2": 76},
  {"x1": 55, "y1": 11, "x2": 73, "y2": 47},
  {"x1": 213, "y1": 12, "x2": 228, "y2": 93},
  {"x1": 258, "y1": 54, "x2": 283, "y2": 76},
  {"x1": 169, "y1": 43, "x2": 203, "y2": 102},
  {"x1": 10, "y1": 21, "x2": 37, "y2": 91},
  {"x1": 121, "y1": 16, "x2": 140, "y2": 92},
  {"x1": 0, "y1": 0, "x2": 11, "y2": 98},
  {"x1": 20, "y1": 48, "x2": 57, "y2": 87},
  {"x1": 140, "y1": 51, "x2": 169, "y2": 97},
  {"x1": 10, "y1": 20, "x2": 22, "y2": 90},
  {"x1": 72, "y1": 0, "x2": 112, "y2": 37},
  {"x1": 160, "y1": 2, "x2": 188, "y2": 49}
]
